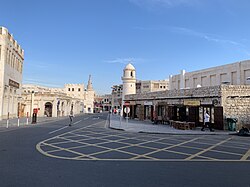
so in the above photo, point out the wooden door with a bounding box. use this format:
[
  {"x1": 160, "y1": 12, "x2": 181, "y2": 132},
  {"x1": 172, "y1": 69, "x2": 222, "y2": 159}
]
[
  {"x1": 189, "y1": 107, "x2": 199, "y2": 126},
  {"x1": 214, "y1": 106, "x2": 224, "y2": 130}
]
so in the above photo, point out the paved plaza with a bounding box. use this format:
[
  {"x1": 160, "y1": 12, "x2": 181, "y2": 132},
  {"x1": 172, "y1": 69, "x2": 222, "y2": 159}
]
[{"x1": 109, "y1": 114, "x2": 230, "y2": 135}]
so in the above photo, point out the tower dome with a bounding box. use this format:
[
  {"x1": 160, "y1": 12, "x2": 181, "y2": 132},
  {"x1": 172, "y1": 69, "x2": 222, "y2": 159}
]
[{"x1": 124, "y1": 63, "x2": 135, "y2": 71}]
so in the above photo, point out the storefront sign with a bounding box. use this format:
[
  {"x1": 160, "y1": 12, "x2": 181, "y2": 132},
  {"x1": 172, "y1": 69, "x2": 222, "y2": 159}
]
[
  {"x1": 200, "y1": 101, "x2": 212, "y2": 105},
  {"x1": 184, "y1": 100, "x2": 200, "y2": 106},
  {"x1": 144, "y1": 101, "x2": 153, "y2": 106},
  {"x1": 9, "y1": 79, "x2": 20, "y2": 88}
]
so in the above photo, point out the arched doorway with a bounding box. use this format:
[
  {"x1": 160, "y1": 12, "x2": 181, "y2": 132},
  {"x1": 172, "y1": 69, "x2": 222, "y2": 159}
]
[{"x1": 44, "y1": 102, "x2": 53, "y2": 117}]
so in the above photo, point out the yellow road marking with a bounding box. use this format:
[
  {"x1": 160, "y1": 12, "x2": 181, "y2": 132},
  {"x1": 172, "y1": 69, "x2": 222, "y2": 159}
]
[
  {"x1": 185, "y1": 137, "x2": 232, "y2": 160},
  {"x1": 132, "y1": 137, "x2": 200, "y2": 159},
  {"x1": 59, "y1": 136, "x2": 158, "y2": 160},
  {"x1": 37, "y1": 120, "x2": 250, "y2": 162},
  {"x1": 240, "y1": 148, "x2": 250, "y2": 161}
]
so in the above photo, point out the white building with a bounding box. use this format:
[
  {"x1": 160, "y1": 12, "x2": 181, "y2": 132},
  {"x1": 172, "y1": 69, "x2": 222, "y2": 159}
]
[
  {"x1": 121, "y1": 63, "x2": 136, "y2": 115},
  {"x1": 111, "y1": 65, "x2": 169, "y2": 112},
  {"x1": 0, "y1": 27, "x2": 24, "y2": 120},
  {"x1": 169, "y1": 60, "x2": 250, "y2": 90},
  {"x1": 21, "y1": 84, "x2": 77, "y2": 118},
  {"x1": 21, "y1": 75, "x2": 95, "y2": 117}
]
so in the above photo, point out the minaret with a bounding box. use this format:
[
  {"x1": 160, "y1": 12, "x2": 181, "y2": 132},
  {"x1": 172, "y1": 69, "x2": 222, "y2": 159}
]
[
  {"x1": 84, "y1": 75, "x2": 94, "y2": 113},
  {"x1": 87, "y1": 75, "x2": 93, "y2": 90},
  {"x1": 121, "y1": 63, "x2": 136, "y2": 116}
]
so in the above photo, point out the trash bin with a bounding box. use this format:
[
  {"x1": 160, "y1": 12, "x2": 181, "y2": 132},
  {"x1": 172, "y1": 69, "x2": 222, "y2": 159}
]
[{"x1": 227, "y1": 118, "x2": 237, "y2": 131}]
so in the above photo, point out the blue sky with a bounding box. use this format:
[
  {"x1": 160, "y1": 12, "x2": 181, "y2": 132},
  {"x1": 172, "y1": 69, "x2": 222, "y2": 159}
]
[{"x1": 1, "y1": 0, "x2": 250, "y2": 94}]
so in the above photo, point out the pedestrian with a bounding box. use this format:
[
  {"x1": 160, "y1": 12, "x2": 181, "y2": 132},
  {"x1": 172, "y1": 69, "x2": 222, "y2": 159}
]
[
  {"x1": 201, "y1": 110, "x2": 214, "y2": 132},
  {"x1": 69, "y1": 111, "x2": 74, "y2": 126}
]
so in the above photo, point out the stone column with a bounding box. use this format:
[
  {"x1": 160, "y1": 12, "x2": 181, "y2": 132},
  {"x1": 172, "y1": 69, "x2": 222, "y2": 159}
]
[{"x1": 52, "y1": 98, "x2": 57, "y2": 117}]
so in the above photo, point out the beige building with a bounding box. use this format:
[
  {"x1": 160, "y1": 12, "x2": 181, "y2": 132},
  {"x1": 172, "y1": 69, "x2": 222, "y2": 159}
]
[
  {"x1": 64, "y1": 75, "x2": 95, "y2": 113},
  {"x1": 100, "y1": 94, "x2": 112, "y2": 111},
  {"x1": 111, "y1": 84, "x2": 123, "y2": 110},
  {"x1": 125, "y1": 85, "x2": 250, "y2": 130},
  {"x1": 136, "y1": 79, "x2": 169, "y2": 94},
  {"x1": 122, "y1": 60, "x2": 250, "y2": 130},
  {"x1": 169, "y1": 60, "x2": 250, "y2": 90},
  {"x1": 21, "y1": 75, "x2": 95, "y2": 117},
  {"x1": 21, "y1": 84, "x2": 79, "y2": 118},
  {"x1": 0, "y1": 27, "x2": 24, "y2": 120},
  {"x1": 94, "y1": 94, "x2": 112, "y2": 112}
]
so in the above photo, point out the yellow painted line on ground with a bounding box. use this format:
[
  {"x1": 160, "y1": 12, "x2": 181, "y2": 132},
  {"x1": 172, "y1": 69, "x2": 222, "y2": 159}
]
[
  {"x1": 132, "y1": 137, "x2": 200, "y2": 159},
  {"x1": 43, "y1": 129, "x2": 169, "y2": 161},
  {"x1": 210, "y1": 149, "x2": 243, "y2": 156},
  {"x1": 37, "y1": 121, "x2": 250, "y2": 162},
  {"x1": 59, "y1": 136, "x2": 150, "y2": 159},
  {"x1": 36, "y1": 121, "x2": 105, "y2": 157},
  {"x1": 240, "y1": 148, "x2": 250, "y2": 161},
  {"x1": 185, "y1": 137, "x2": 232, "y2": 160},
  {"x1": 47, "y1": 144, "x2": 89, "y2": 153},
  {"x1": 42, "y1": 142, "x2": 97, "y2": 160},
  {"x1": 49, "y1": 126, "x2": 69, "y2": 134}
]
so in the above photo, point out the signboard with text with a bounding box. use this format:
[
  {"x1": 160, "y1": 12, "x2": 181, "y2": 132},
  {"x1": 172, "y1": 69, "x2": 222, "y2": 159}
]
[
  {"x1": 184, "y1": 100, "x2": 200, "y2": 106},
  {"x1": 9, "y1": 79, "x2": 20, "y2": 88}
]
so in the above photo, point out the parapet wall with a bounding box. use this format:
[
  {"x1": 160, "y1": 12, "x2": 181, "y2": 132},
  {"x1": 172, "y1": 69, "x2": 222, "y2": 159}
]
[{"x1": 125, "y1": 85, "x2": 222, "y2": 100}]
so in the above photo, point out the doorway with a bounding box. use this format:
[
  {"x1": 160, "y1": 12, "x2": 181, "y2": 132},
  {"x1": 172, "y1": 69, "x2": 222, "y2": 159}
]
[{"x1": 44, "y1": 102, "x2": 53, "y2": 117}]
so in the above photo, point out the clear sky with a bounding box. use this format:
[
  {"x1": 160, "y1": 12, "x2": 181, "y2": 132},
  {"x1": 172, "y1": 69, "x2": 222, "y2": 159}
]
[{"x1": 1, "y1": 0, "x2": 250, "y2": 94}]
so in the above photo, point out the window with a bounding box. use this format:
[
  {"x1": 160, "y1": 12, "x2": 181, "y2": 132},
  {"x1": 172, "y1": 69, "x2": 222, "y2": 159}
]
[
  {"x1": 78, "y1": 88, "x2": 81, "y2": 91},
  {"x1": 68, "y1": 88, "x2": 70, "y2": 91},
  {"x1": 72, "y1": 88, "x2": 74, "y2": 91},
  {"x1": 131, "y1": 71, "x2": 133, "y2": 77}
]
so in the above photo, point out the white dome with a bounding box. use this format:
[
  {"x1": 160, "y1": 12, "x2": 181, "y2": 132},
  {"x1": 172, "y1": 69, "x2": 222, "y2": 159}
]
[{"x1": 124, "y1": 63, "x2": 135, "y2": 70}]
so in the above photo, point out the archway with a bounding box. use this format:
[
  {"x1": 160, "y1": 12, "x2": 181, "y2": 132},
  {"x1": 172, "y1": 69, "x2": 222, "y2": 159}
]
[{"x1": 44, "y1": 102, "x2": 53, "y2": 117}]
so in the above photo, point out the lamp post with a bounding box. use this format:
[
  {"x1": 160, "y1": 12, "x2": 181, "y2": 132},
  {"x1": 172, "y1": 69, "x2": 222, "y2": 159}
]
[
  {"x1": 17, "y1": 96, "x2": 22, "y2": 127},
  {"x1": 30, "y1": 91, "x2": 34, "y2": 118},
  {"x1": 5, "y1": 85, "x2": 10, "y2": 128}
]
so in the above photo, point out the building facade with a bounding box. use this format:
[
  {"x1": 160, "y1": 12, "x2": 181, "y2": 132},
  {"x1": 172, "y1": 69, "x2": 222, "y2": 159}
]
[
  {"x1": 94, "y1": 94, "x2": 112, "y2": 113},
  {"x1": 0, "y1": 27, "x2": 24, "y2": 120},
  {"x1": 169, "y1": 60, "x2": 250, "y2": 90},
  {"x1": 111, "y1": 84, "x2": 123, "y2": 110},
  {"x1": 136, "y1": 79, "x2": 169, "y2": 94},
  {"x1": 21, "y1": 75, "x2": 95, "y2": 118},
  {"x1": 125, "y1": 85, "x2": 250, "y2": 130},
  {"x1": 21, "y1": 84, "x2": 79, "y2": 118},
  {"x1": 111, "y1": 65, "x2": 168, "y2": 112}
]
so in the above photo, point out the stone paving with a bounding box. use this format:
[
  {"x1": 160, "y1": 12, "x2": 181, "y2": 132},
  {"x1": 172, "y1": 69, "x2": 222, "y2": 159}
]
[{"x1": 109, "y1": 114, "x2": 231, "y2": 135}]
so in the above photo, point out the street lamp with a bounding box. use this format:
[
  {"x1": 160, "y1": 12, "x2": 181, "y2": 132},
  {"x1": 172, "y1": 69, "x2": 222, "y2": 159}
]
[
  {"x1": 5, "y1": 85, "x2": 10, "y2": 128},
  {"x1": 30, "y1": 91, "x2": 34, "y2": 118}
]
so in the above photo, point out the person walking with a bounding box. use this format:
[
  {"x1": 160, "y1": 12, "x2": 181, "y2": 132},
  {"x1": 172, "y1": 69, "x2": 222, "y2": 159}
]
[
  {"x1": 69, "y1": 111, "x2": 74, "y2": 126},
  {"x1": 201, "y1": 111, "x2": 214, "y2": 132}
]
